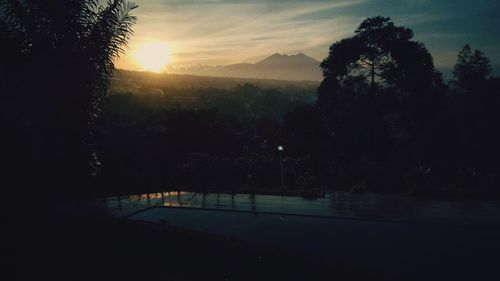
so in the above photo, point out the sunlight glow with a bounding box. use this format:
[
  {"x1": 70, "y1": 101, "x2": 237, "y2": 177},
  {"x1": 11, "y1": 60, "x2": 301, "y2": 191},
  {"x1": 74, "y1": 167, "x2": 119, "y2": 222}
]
[{"x1": 134, "y1": 42, "x2": 172, "y2": 72}]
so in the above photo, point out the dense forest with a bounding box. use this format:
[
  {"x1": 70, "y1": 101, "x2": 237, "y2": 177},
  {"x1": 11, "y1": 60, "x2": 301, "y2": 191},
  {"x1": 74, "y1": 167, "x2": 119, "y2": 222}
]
[
  {"x1": 1, "y1": 4, "x2": 499, "y2": 200},
  {"x1": 97, "y1": 79, "x2": 317, "y2": 195},
  {"x1": 96, "y1": 17, "x2": 500, "y2": 198}
]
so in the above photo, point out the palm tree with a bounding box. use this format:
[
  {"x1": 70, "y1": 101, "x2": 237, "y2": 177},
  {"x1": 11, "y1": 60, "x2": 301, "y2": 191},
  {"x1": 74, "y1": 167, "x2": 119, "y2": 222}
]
[{"x1": 0, "y1": 0, "x2": 138, "y2": 198}]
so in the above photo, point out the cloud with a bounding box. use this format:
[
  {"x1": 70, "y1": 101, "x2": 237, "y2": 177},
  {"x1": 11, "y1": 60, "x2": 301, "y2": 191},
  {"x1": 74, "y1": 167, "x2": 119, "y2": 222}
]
[
  {"x1": 117, "y1": 0, "x2": 367, "y2": 67},
  {"x1": 116, "y1": 0, "x2": 500, "y2": 75}
]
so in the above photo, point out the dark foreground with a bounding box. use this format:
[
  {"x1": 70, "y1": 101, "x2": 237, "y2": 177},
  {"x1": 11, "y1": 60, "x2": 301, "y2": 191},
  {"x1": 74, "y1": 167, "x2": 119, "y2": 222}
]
[{"x1": 6, "y1": 210, "x2": 384, "y2": 281}]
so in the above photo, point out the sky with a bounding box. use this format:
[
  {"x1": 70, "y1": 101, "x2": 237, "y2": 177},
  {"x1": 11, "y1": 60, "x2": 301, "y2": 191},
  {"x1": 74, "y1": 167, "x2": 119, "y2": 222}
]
[{"x1": 115, "y1": 0, "x2": 500, "y2": 77}]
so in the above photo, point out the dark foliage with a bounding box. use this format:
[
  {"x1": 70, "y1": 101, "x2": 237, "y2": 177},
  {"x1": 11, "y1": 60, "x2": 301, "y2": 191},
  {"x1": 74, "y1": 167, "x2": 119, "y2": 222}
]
[
  {"x1": 319, "y1": 16, "x2": 437, "y2": 93},
  {"x1": 309, "y1": 17, "x2": 500, "y2": 194},
  {"x1": 95, "y1": 84, "x2": 315, "y2": 195},
  {"x1": 0, "y1": 0, "x2": 137, "y2": 200},
  {"x1": 92, "y1": 17, "x2": 500, "y2": 198},
  {"x1": 2, "y1": 9, "x2": 499, "y2": 199}
]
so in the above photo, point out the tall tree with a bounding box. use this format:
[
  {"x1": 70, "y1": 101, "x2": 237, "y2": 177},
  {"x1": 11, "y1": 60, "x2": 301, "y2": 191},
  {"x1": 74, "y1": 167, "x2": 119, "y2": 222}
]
[
  {"x1": 448, "y1": 45, "x2": 500, "y2": 176},
  {"x1": 315, "y1": 16, "x2": 446, "y2": 188},
  {"x1": 452, "y1": 44, "x2": 492, "y2": 91},
  {"x1": 0, "y1": 0, "x2": 138, "y2": 198},
  {"x1": 320, "y1": 16, "x2": 437, "y2": 93}
]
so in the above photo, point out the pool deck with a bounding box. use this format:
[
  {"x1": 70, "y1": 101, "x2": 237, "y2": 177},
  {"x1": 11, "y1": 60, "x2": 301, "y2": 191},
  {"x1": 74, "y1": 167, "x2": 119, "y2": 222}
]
[{"x1": 96, "y1": 191, "x2": 500, "y2": 280}]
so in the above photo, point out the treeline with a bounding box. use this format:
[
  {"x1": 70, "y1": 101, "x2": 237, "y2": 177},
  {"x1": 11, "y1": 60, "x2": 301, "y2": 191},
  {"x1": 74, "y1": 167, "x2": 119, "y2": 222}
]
[
  {"x1": 3, "y1": 4, "x2": 499, "y2": 199},
  {"x1": 107, "y1": 83, "x2": 316, "y2": 121},
  {"x1": 96, "y1": 17, "x2": 500, "y2": 198},
  {"x1": 112, "y1": 69, "x2": 319, "y2": 91},
  {"x1": 286, "y1": 18, "x2": 500, "y2": 196},
  {"x1": 96, "y1": 83, "x2": 316, "y2": 195}
]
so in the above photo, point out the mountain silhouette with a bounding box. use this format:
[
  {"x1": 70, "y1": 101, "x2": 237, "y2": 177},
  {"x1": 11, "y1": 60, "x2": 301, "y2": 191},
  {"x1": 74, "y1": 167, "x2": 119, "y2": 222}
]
[
  {"x1": 256, "y1": 53, "x2": 319, "y2": 66},
  {"x1": 167, "y1": 53, "x2": 322, "y2": 81}
]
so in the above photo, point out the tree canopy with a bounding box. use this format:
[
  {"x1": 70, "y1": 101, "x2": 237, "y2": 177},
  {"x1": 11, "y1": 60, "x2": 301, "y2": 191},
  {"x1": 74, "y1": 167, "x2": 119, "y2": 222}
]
[
  {"x1": 320, "y1": 16, "x2": 437, "y2": 93},
  {"x1": 452, "y1": 44, "x2": 493, "y2": 91},
  {"x1": 0, "y1": 0, "x2": 138, "y2": 198}
]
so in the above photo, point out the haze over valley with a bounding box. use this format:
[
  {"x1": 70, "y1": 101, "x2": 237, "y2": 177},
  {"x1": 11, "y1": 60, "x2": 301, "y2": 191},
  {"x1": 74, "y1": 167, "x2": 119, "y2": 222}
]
[{"x1": 164, "y1": 53, "x2": 323, "y2": 81}]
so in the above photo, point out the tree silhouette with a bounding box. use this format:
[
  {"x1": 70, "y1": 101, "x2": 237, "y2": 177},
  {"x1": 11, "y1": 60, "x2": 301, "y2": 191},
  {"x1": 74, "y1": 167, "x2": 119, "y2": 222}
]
[
  {"x1": 0, "y1": 0, "x2": 137, "y2": 198},
  {"x1": 444, "y1": 45, "x2": 500, "y2": 183},
  {"x1": 314, "y1": 16, "x2": 448, "y2": 190},
  {"x1": 452, "y1": 44, "x2": 492, "y2": 91},
  {"x1": 320, "y1": 16, "x2": 437, "y2": 93}
]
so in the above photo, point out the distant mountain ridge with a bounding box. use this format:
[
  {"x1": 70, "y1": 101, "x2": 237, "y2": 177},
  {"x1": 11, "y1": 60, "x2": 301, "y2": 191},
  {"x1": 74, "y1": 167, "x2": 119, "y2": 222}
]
[
  {"x1": 256, "y1": 52, "x2": 320, "y2": 66},
  {"x1": 167, "y1": 53, "x2": 323, "y2": 81}
]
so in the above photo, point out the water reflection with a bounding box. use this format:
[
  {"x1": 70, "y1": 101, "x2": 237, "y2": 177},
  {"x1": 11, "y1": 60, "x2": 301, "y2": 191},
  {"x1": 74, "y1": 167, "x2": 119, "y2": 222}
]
[
  {"x1": 249, "y1": 194, "x2": 257, "y2": 214},
  {"x1": 99, "y1": 191, "x2": 500, "y2": 227}
]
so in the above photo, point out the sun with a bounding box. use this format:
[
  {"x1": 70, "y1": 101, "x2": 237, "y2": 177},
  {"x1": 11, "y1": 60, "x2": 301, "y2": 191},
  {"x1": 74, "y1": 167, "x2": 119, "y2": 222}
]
[{"x1": 134, "y1": 42, "x2": 172, "y2": 72}]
